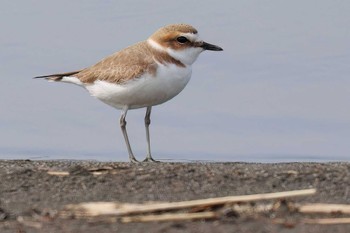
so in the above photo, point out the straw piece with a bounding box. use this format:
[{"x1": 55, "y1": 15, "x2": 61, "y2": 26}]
[
  {"x1": 47, "y1": 171, "x2": 69, "y2": 176},
  {"x1": 121, "y1": 211, "x2": 217, "y2": 223},
  {"x1": 62, "y1": 188, "x2": 316, "y2": 217},
  {"x1": 303, "y1": 218, "x2": 350, "y2": 225},
  {"x1": 299, "y1": 203, "x2": 350, "y2": 214}
]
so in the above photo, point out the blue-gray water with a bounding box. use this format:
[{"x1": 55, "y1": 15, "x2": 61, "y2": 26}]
[{"x1": 1, "y1": 1, "x2": 350, "y2": 162}]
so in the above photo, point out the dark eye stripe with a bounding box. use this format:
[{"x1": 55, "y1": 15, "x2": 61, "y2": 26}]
[{"x1": 176, "y1": 36, "x2": 188, "y2": 43}]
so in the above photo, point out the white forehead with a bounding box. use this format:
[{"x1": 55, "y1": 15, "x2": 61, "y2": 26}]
[{"x1": 181, "y1": 32, "x2": 201, "y2": 42}]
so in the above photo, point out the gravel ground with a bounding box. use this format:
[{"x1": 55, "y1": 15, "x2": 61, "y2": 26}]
[{"x1": 0, "y1": 160, "x2": 350, "y2": 232}]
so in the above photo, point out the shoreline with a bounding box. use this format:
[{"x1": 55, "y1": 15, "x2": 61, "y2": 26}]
[{"x1": 0, "y1": 160, "x2": 349, "y2": 232}]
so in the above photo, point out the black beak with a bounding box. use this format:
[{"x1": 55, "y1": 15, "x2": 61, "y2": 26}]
[{"x1": 201, "y1": 41, "x2": 223, "y2": 51}]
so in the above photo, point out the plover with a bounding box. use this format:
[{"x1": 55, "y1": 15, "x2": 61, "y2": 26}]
[{"x1": 35, "y1": 23, "x2": 223, "y2": 162}]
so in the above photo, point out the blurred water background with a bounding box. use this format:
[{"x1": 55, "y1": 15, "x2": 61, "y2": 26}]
[{"x1": 1, "y1": 1, "x2": 350, "y2": 162}]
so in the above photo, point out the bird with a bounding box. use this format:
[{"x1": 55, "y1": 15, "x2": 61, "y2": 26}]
[{"x1": 34, "y1": 23, "x2": 223, "y2": 163}]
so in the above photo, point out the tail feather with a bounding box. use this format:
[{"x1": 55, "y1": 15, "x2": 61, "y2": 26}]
[{"x1": 33, "y1": 70, "x2": 81, "y2": 81}]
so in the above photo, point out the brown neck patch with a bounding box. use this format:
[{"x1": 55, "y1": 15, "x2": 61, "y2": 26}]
[{"x1": 147, "y1": 42, "x2": 185, "y2": 68}]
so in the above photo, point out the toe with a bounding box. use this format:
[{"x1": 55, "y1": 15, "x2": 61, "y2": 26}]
[{"x1": 143, "y1": 157, "x2": 159, "y2": 163}]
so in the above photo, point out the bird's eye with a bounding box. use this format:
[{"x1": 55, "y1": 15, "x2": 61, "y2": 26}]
[{"x1": 176, "y1": 36, "x2": 188, "y2": 44}]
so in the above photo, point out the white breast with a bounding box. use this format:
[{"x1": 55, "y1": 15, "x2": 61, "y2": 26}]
[{"x1": 85, "y1": 63, "x2": 192, "y2": 109}]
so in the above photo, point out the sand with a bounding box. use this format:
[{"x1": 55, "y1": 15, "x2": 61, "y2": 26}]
[{"x1": 0, "y1": 160, "x2": 349, "y2": 232}]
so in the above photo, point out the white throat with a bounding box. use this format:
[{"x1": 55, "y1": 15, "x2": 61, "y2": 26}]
[{"x1": 166, "y1": 47, "x2": 203, "y2": 66}]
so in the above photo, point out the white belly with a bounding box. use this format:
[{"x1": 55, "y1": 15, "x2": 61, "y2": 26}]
[{"x1": 85, "y1": 63, "x2": 192, "y2": 109}]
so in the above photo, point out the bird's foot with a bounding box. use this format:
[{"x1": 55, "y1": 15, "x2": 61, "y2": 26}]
[
  {"x1": 129, "y1": 157, "x2": 140, "y2": 163},
  {"x1": 143, "y1": 157, "x2": 159, "y2": 163}
]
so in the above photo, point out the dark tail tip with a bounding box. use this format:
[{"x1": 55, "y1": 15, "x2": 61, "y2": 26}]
[
  {"x1": 33, "y1": 70, "x2": 81, "y2": 81},
  {"x1": 33, "y1": 75, "x2": 63, "y2": 81}
]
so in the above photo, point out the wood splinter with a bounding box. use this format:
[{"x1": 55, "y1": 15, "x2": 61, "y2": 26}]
[
  {"x1": 62, "y1": 188, "x2": 316, "y2": 217},
  {"x1": 121, "y1": 212, "x2": 217, "y2": 223}
]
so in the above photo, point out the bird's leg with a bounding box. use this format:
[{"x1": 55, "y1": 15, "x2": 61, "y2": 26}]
[
  {"x1": 120, "y1": 107, "x2": 138, "y2": 163},
  {"x1": 143, "y1": 106, "x2": 158, "y2": 162}
]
